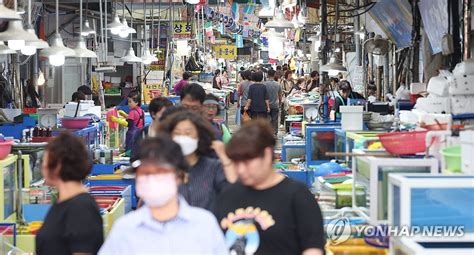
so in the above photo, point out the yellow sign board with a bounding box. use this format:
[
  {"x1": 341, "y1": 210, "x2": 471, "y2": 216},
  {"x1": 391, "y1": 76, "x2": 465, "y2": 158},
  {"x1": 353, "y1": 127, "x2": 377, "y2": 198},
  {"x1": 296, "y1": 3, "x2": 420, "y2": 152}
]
[
  {"x1": 142, "y1": 84, "x2": 163, "y2": 104},
  {"x1": 173, "y1": 21, "x2": 193, "y2": 39},
  {"x1": 214, "y1": 45, "x2": 237, "y2": 60}
]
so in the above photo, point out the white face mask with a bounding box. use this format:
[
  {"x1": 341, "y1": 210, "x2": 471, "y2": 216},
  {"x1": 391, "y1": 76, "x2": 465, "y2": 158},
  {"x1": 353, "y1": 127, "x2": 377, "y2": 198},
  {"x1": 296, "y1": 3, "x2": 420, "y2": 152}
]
[
  {"x1": 136, "y1": 173, "x2": 177, "y2": 208},
  {"x1": 173, "y1": 135, "x2": 198, "y2": 156}
]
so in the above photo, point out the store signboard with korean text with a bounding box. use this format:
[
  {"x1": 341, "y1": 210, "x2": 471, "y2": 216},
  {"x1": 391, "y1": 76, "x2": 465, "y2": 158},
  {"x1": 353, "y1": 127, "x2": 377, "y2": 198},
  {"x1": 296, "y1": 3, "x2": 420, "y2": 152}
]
[
  {"x1": 214, "y1": 45, "x2": 237, "y2": 60},
  {"x1": 173, "y1": 21, "x2": 193, "y2": 39},
  {"x1": 142, "y1": 84, "x2": 163, "y2": 104}
]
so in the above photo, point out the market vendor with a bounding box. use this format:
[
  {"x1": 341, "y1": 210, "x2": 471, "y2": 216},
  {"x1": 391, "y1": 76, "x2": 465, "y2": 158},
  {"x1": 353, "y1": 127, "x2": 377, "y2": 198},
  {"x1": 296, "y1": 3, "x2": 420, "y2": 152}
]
[
  {"x1": 330, "y1": 80, "x2": 365, "y2": 120},
  {"x1": 99, "y1": 136, "x2": 227, "y2": 254},
  {"x1": 110, "y1": 92, "x2": 145, "y2": 151},
  {"x1": 172, "y1": 71, "x2": 192, "y2": 96}
]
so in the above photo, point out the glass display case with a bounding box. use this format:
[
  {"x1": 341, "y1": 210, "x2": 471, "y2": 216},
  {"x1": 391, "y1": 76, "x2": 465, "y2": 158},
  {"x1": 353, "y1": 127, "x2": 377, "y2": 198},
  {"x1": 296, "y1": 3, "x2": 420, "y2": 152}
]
[
  {"x1": 0, "y1": 156, "x2": 18, "y2": 222},
  {"x1": 391, "y1": 237, "x2": 474, "y2": 255},
  {"x1": 352, "y1": 150, "x2": 439, "y2": 225},
  {"x1": 281, "y1": 141, "x2": 306, "y2": 162},
  {"x1": 389, "y1": 174, "x2": 474, "y2": 235},
  {"x1": 305, "y1": 124, "x2": 341, "y2": 166}
]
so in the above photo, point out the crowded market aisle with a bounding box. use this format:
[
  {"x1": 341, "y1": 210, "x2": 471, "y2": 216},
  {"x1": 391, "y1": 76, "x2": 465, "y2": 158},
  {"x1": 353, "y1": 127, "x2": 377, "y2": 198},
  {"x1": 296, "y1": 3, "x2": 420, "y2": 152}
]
[{"x1": 0, "y1": 0, "x2": 473, "y2": 255}]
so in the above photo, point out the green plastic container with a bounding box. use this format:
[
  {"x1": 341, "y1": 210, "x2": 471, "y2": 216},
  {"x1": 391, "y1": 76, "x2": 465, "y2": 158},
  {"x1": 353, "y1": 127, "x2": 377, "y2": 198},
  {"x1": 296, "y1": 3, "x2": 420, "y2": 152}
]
[{"x1": 441, "y1": 146, "x2": 461, "y2": 173}]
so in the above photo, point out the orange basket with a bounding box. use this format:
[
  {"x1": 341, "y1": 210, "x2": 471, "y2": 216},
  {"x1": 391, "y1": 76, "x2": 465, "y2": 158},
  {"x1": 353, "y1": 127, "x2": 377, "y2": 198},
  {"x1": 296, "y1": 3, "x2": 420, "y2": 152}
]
[{"x1": 378, "y1": 131, "x2": 428, "y2": 155}]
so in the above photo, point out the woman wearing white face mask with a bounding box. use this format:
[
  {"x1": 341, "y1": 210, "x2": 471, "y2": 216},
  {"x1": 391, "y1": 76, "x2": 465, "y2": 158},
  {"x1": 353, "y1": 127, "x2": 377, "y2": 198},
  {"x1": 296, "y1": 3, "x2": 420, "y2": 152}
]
[
  {"x1": 159, "y1": 111, "x2": 237, "y2": 210},
  {"x1": 99, "y1": 135, "x2": 227, "y2": 254}
]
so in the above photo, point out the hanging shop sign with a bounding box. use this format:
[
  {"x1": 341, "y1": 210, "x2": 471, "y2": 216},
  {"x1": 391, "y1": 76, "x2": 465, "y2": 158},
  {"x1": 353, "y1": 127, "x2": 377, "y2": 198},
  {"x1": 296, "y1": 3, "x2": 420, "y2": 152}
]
[
  {"x1": 214, "y1": 45, "x2": 237, "y2": 60},
  {"x1": 173, "y1": 21, "x2": 193, "y2": 39},
  {"x1": 143, "y1": 84, "x2": 163, "y2": 104}
]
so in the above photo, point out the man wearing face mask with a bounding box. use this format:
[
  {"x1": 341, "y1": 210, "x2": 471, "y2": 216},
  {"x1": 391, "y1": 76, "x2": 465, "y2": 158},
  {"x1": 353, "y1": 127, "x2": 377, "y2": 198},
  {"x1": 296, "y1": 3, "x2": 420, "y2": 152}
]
[{"x1": 99, "y1": 135, "x2": 227, "y2": 254}]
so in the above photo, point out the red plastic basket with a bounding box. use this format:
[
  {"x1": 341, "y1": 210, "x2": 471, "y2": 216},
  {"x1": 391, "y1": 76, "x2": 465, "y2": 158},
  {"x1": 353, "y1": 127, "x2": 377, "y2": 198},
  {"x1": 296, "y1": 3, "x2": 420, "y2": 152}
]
[{"x1": 377, "y1": 131, "x2": 428, "y2": 155}]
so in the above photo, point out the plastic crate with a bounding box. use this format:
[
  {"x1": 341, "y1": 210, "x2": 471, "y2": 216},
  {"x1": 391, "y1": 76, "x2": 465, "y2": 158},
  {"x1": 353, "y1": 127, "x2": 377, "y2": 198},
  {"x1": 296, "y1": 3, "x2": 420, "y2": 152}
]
[{"x1": 281, "y1": 169, "x2": 315, "y2": 187}]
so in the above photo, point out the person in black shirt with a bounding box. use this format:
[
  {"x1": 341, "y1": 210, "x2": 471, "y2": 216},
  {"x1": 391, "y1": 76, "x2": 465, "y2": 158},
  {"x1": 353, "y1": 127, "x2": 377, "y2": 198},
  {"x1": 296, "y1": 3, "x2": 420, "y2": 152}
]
[
  {"x1": 245, "y1": 71, "x2": 270, "y2": 119},
  {"x1": 306, "y1": 70, "x2": 320, "y2": 92},
  {"x1": 214, "y1": 120, "x2": 325, "y2": 255},
  {"x1": 36, "y1": 133, "x2": 103, "y2": 255},
  {"x1": 330, "y1": 80, "x2": 365, "y2": 120}
]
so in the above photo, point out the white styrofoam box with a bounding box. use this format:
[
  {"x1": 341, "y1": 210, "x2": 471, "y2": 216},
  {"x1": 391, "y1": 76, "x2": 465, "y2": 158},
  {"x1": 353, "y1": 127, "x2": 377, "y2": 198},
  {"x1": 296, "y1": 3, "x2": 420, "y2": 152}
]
[
  {"x1": 110, "y1": 77, "x2": 121, "y2": 84},
  {"x1": 453, "y1": 58, "x2": 474, "y2": 76},
  {"x1": 460, "y1": 131, "x2": 474, "y2": 174},
  {"x1": 0, "y1": 108, "x2": 21, "y2": 122},
  {"x1": 427, "y1": 75, "x2": 450, "y2": 97},
  {"x1": 448, "y1": 75, "x2": 474, "y2": 95},
  {"x1": 414, "y1": 97, "x2": 451, "y2": 114},
  {"x1": 65, "y1": 101, "x2": 101, "y2": 117},
  {"x1": 410, "y1": 83, "x2": 426, "y2": 94},
  {"x1": 340, "y1": 106, "x2": 364, "y2": 131},
  {"x1": 410, "y1": 110, "x2": 452, "y2": 126},
  {"x1": 450, "y1": 96, "x2": 474, "y2": 115}
]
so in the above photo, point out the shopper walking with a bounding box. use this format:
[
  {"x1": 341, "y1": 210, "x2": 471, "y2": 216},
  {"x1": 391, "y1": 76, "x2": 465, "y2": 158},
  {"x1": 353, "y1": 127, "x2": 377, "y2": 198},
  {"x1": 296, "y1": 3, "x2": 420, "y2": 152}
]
[
  {"x1": 203, "y1": 94, "x2": 232, "y2": 143},
  {"x1": 159, "y1": 111, "x2": 237, "y2": 210},
  {"x1": 180, "y1": 83, "x2": 206, "y2": 114},
  {"x1": 99, "y1": 136, "x2": 227, "y2": 254},
  {"x1": 36, "y1": 133, "x2": 103, "y2": 255},
  {"x1": 172, "y1": 71, "x2": 193, "y2": 96},
  {"x1": 264, "y1": 69, "x2": 282, "y2": 135},
  {"x1": 244, "y1": 71, "x2": 270, "y2": 119},
  {"x1": 213, "y1": 69, "x2": 222, "y2": 90},
  {"x1": 214, "y1": 120, "x2": 326, "y2": 255},
  {"x1": 238, "y1": 70, "x2": 252, "y2": 115}
]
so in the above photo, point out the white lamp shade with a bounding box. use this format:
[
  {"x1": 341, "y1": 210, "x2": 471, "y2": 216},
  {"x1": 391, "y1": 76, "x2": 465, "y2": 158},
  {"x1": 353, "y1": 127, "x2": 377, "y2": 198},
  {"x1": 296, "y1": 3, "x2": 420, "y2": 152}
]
[
  {"x1": 258, "y1": 7, "x2": 274, "y2": 18},
  {"x1": 120, "y1": 47, "x2": 142, "y2": 63},
  {"x1": 0, "y1": 20, "x2": 38, "y2": 42},
  {"x1": 185, "y1": 0, "x2": 200, "y2": 4},
  {"x1": 40, "y1": 33, "x2": 76, "y2": 58},
  {"x1": 118, "y1": 29, "x2": 129, "y2": 38},
  {"x1": 261, "y1": 29, "x2": 285, "y2": 40},
  {"x1": 25, "y1": 39, "x2": 49, "y2": 49},
  {"x1": 268, "y1": 38, "x2": 284, "y2": 59},
  {"x1": 0, "y1": 4, "x2": 22, "y2": 20},
  {"x1": 265, "y1": 9, "x2": 293, "y2": 30},
  {"x1": 73, "y1": 37, "x2": 97, "y2": 58},
  {"x1": 0, "y1": 41, "x2": 15, "y2": 54},
  {"x1": 21, "y1": 45, "x2": 36, "y2": 55},
  {"x1": 120, "y1": 18, "x2": 136, "y2": 34},
  {"x1": 141, "y1": 48, "x2": 158, "y2": 65},
  {"x1": 8, "y1": 40, "x2": 24, "y2": 50},
  {"x1": 49, "y1": 54, "x2": 65, "y2": 66},
  {"x1": 320, "y1": 56, "x2": 347, "y2": 72},
  {"x1": 108, "y1": 15, "x2": 124, "y2": 35},
  {"x1": 81, "y1": 20, "x2": 96, "y2": 36}
]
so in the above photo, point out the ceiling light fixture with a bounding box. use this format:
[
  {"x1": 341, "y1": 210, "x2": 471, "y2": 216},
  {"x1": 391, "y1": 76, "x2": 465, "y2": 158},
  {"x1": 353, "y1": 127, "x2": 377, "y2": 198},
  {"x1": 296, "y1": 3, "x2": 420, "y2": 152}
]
[
  {"x1": 265, "y1": 8, "x2": 293, "y2": 30},
  {"x1": 73, "y1": 0, "x2": 97, "y2": 58},
  {"x1": 0, "y1": 0, "x2": 22, "y2": 20},
  {"x1": 120, "y1": 2, "x2": 141, "y2": 63},
  {"x1": 40, "y1": 0, "x2": 76, "y2": 66}
]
